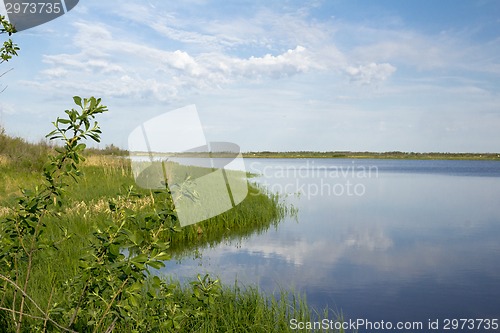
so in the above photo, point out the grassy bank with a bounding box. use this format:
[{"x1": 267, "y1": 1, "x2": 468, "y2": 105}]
[
  {"x1": 170, "y1": 284, "x2": 335, "y2": 333},
  {"x1": 0, "y1": 146, "x2": 337, "y2": 332}
]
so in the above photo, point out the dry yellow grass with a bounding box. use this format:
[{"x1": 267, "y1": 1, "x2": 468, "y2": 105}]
[
  {"x1": 0, "y1": 206, "x2": 12, "y2": 218},
  {"x1": 0, "y1": 196, "x2": 156, "y2": 219},
  {"x1": 64, "y1": 195, "x2": 157, "y2": 218},
  {"x1": 82, "y1": 155, "x2": 131, "y2": 177},
  {"x1": 83, "y1": 155, "x2": 129, "y2": 167},
  {"x1": 0, "y1": 154, "x2": 11, "y2": 166}
]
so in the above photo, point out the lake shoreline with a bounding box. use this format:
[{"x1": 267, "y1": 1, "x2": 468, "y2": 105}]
[{"x1": 243, "y1": 151, "x2": 500, "y2": 160}]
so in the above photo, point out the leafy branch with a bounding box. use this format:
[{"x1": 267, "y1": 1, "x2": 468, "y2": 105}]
[
  {"x1": 0, "y1": 15, "x2": 19, "y2": 94},
  {"x1": 0, "y1": 96, "x2": 221, "y2": 332},
  {"x1": 0, "y1": 96, "x2": 107, "y2": 332}
]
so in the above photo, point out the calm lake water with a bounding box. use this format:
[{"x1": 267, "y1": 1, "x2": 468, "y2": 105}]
[{"x1": 161, "y1": 158, "x2": 500, "y2": 332}]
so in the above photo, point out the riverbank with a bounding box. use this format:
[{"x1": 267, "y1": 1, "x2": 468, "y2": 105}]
[{"x1": 0, "y1": 153, "x2": 339, "y2": 332}]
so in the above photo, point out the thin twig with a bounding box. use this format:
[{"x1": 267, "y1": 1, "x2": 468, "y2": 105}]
[
  {"x1": 43, "y1": 285, "x2": 55, "y2": 332},
  {"x1": 68, "y1": 279, "x2": 90, "y2": 327},
  {"x1": 93, "y1": 277, "x2": 129, "y2": 333},
  {"x1": 104, "y1": 316, "x2": 118, "y2": 333},
  {"x1": 0, "y1": 274, "x2": 76, "y2": 333},
  {"x1": 0, "y1": 306, "x2": 77, "y2": 333},
  {"x1": 0, "y1": 67, "x2": 13, "y2": 78},
  {"x1": 17, "y1": 211, "x2": 47, "y2": 332}
]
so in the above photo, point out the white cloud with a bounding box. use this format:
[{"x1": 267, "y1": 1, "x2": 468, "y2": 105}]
[
  {"x1": 151, "y1": 23, "x2": 219, "y2": 47},
  {"x1": 345, "y1": 62, "x2": 397, "y2": 84},
  {"x1": 119, "y1": 2, "x2": 225, "y2": 50},
  {"x1": 346, "y1": 24, "x2": 500, "y2": 75},
  {"x1": 0, "y1": 102, "x2": 16, "y2": 116},
  {"x1": 21, "y1": 2, "x2": 418, "y2": 106},
  {"x1": 226, "y1": 45, "x2": 319, "y2": 79},
  {"x1": 28, "y1": 19, "x2": 323, "y2": 100},
  {"x1": 6, "y1": 0, "x2": 500, "y2": 152},
  {"x1": 349, "y1": 28, "x2": 452, "y2": 69},
  {"x1": 40, "y1": 67, "x2": 69, "y2": 78}
]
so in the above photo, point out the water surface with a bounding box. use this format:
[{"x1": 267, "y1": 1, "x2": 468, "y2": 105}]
[{"x1": 161, "y1": 159, "x2": 500, "y2": 332}]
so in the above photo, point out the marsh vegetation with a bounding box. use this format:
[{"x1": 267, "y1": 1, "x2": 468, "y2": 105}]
[{"x1": 0, "y1": 97, "x2": 340, "y2": 332}]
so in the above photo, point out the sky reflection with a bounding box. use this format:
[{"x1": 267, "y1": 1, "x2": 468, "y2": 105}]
[{"x1": 161, "y1": 159, "x2": 500, "y2": 330}]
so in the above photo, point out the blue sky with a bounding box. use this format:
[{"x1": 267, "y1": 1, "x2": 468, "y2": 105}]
[{"x1": 1, "y1": 0, "x2": 499, "y2": 152}]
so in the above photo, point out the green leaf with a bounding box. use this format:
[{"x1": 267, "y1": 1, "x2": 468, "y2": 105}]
[
  {"x1": 89, "y1": 97, "x2": 97, "y2": 109},
  {"x1": 109, "y1": 244, "x2": 121, "y2": 257},
  {"x1": 153, "y1": 252, "x2": 171, "y2": 261},
  {"x1": 151, "y1": 276, "x2": 162, "y2": 288},
  {"x1": 132, "y1": 253, "x2": 148, "y2": 264},
  {"x1": 128, "y1": 230, "x2": 144, "y2": 246},
  {"x1": 75, "y1": 143, "x2": 86, "y2": 152},
  {"x1": 68, "y1": 110, "x2": 77, "y2": 122},
  {"x1": 128, "y1": 294, "x2": 139, "y2": 308},
  {"x1": 57, "y1": 118, "x2": 71, "y2": 124},
  {"x1": 129, "y1": 281, "x2": 143, "y2": 292},
  {"x1": 73, "y1": 96, "x2": 82, "y2": 107},
  {"x1": 147, "y1": 260, "x2": 164, "y2": 269},
  {"x1": 88, "y1": 133, "x2": 101, "y2": 142}
]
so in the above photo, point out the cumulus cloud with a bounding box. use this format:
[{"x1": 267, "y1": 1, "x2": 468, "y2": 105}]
[
  {"x1": 345, "y1": 62, "x2": 397, "y2": 84},
  {"x1": 29, "y1": 20, "x2": 321, "y2": 100},
  {"x1": 22, "y1": 1, "x2": 413, "y2": 105},
  {"x1": 221, "y1": 45, "x2": 318, "y2": 79},
  {"x1": 40, "y1": 67, "x2": 69, "y2": 79}
]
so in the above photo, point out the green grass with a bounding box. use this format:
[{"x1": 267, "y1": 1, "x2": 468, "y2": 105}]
[
  {"x1": 168, "y1": 283, "x2": 342, "y2": 333},
  {"x1": 0, "y1": 127, "x2": 55, "y2": 170},
  {"x1": 0, "y1": 132, "x2": 345, "y2": 332},
  {"x1": 1, "y1": 154, "x2": 294, "y2": 254},
  {"x1": 0, "y1": 151, "x2": 342, "y2": 332}
]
